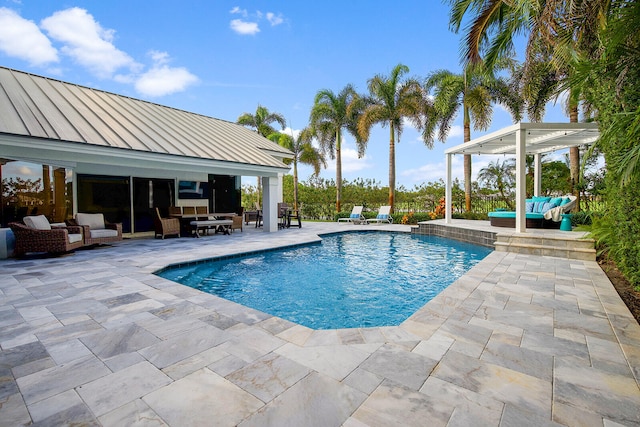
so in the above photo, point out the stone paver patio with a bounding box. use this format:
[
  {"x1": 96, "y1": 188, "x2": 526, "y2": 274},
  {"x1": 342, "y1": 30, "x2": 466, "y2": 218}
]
[{"x1": 1, "y1": 221, "x2": 639, "y2": 426}]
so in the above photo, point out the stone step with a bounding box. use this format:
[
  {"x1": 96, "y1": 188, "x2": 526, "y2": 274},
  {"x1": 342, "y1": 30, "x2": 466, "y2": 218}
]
[
  {"x1": 495, "y1": 234, "x2": 595, "y2": 250},
  {"x1": 494, "y1": 240, "x2": 596, "y2": 261}
]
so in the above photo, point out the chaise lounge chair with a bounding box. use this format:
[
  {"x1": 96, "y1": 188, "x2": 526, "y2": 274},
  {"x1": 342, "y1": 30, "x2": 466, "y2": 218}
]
[
  {"x1": 366, "y1": 206, "x2": 393, "y2": 224},
  {"x1": 337, "y1": 206, "x2": 365, "y2": 224}
]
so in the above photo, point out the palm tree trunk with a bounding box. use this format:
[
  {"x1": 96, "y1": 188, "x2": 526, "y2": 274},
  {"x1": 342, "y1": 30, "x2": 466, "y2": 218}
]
[
  {"x1": 389, "y1": 124, "x2": 396, "y2": 212},
  {"x1": 569, "y1": 105, "x2": 580, "y2": 211},
  {"x1": 335, "y1": 131, "x2": 342, "y2": 212},
  {"x1": 463, "y1": 107, "x2": 472, "y2": 212},
  {"x1": 293, "y1": 160, "x2": 299, "y2": 211}
]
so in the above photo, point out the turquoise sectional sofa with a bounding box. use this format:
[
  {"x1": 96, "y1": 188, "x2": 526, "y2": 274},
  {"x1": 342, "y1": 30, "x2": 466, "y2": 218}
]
[{"x1": 488, "y1": 196, "x2": 575, "y2": 228}]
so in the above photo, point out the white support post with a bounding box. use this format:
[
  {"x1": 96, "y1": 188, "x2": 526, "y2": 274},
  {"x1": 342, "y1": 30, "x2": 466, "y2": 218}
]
[
  {"x1": 262, "y1": 176, "x2": 279, "y2": 232},
  {"x1": 515, "y1": 129, "x2": 527, "y2": 233},
  {"x1": 534, "y1": 153, "x2": 541, "y2": 197},
  {"x1": 277, "y1": 172, "x2": 284, "y2": 203},
  {"x1": 445, "y1": 153, "x2": 452, "y2": 224}
]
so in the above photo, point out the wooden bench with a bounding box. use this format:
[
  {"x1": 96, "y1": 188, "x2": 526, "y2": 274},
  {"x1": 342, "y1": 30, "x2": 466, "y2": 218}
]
[{"x1": 189, "y1": 220, "x2": 233, "y2": 237}]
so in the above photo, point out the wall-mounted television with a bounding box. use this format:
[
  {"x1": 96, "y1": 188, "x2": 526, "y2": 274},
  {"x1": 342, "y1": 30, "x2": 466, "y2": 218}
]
[{"x1": 178, "y1": 181, "x2": 209, "y2": 199}]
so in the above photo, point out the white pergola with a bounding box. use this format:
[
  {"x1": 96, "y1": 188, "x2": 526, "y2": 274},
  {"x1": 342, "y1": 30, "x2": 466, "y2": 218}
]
[{"x1": 444, "y1": 122, "x2": 600, "y2": 232}]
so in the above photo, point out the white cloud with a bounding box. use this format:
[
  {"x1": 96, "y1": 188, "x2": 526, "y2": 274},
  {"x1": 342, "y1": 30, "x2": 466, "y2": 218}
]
[
  {"x1": 282, "y1": 127, "x2": 300, "y2": 139},
  {"x1": 2, "y1": 161, "x2": 39, "y2": 180},
  {"x1": 401, "y1": 160, "x2": 453, "y2": 183},
  {"x1": 266, "y1": 12, "x2": 284, "y2": 26},
  {"x1": 229, "y1": 9, "x2": 284, "y2": 35},
  {"x1": 41, "y1": 7, "x2": 139, "y2": 78},
  {"x1": 448, "y1": 125, "x2": 464, "y2": 138},
  {"x1": 401, "y1": 154, "x2": 498, "y2": 184},
  {"x1": 229, "y1": 6, "x2": 248, "y2": 17},
  {"x1": 134, "y1": 51, "x2": 198, "y2": 97},
  {"x1": 230, "y1": 19, "x2": 260, "y2": 35},
  {"x1": 325, "y1": 147, "x2": 373, "y2": 173},
  {"x1": 0, "y1": 7, "x2": 58, "y2": 66}
]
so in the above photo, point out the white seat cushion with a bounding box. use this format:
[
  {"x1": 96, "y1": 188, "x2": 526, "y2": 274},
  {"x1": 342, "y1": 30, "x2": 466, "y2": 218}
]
[
  {"x1": 89, "y1": 229, "x2": 118, "y2": 238},
  {"x1": 23, "y1": 215, "x2": 51, "y2": 230},
  {"x1": 76, "y1": 213, "x2": 105, "y2": 230},
  {"x1": 68, "y1": 233, "x2": 83, "y2": 244}
]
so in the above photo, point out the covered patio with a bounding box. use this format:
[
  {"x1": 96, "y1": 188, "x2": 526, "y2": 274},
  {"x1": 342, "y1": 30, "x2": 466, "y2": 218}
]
[{"x1": 444, "y1": 122, "x2": 600, "y2": 232}]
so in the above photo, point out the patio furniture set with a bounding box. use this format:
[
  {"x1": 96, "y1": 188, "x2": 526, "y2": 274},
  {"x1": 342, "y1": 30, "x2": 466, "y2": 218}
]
[
  {"x1": 158, "y1": 206, "x2": 243, "y2": 238},
  {"x1": 487, "y1": 195, "x2": 577, "y2": 230},
  {"x1": 9, "y1": 213, "x2": 122, "y2": 257}
]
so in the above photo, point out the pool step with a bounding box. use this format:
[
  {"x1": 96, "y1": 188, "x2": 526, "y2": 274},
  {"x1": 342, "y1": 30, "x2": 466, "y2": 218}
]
[{"x1": 494, "y1": 234, "x2": 596, "y2": 261}]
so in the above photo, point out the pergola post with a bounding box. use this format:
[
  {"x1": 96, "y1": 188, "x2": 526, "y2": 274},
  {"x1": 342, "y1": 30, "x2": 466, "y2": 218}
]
[
  {"x1": 515, "y1": 129, "x2": 527, "y2": 233},
  {"x1": 534, "y1": 153, "x2": 542, "y2": 197},
  {"x1": 445, "y1": 153, "x2": 452, "y2": 224}
]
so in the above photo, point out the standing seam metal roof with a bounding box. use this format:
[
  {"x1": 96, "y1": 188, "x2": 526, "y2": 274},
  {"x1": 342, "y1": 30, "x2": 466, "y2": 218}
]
[{"x1": 0, "y1": 67, "x2": 292, "y2": 169}]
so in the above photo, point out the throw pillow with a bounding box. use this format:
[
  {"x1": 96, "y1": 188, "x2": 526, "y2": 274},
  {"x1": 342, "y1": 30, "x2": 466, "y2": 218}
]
[
  {"x1": 532, "y1": 196, "x2": 551, "y2": 203},
  {"x1": 526, "y1": 202, "x2": 534, "y2": 213},
  {"x1": 23, "y1": 215, "x2": 51, "y2": 230},
  {"x1": 540, "y1": 202, "x2": 558, "y2": 213},
  {"x1": 550, "y1": 197, "x2": 563, "y2": 206},
  {"x1": 76, "y1": 213, "x2": 105, "y2": 230}
]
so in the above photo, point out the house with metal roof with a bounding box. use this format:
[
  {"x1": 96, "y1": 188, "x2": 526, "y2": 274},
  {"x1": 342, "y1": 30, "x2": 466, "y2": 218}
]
[{"x1": 0, "y1": 66, "x2": 293, "y2": 233}]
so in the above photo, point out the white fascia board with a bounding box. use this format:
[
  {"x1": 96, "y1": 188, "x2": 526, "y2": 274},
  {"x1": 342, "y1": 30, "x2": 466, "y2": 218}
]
[{"x1": 0, "y1": 134, "x2": 290, "y2": 176}]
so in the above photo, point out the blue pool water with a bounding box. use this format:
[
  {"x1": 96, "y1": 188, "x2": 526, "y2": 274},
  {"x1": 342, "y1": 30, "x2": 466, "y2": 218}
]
[{"x1": 157, "y1": 232, "x2": 491, "y2": 329}]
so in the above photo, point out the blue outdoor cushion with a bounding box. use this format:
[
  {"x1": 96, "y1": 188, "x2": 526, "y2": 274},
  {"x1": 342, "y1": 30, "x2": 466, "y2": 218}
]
[
  {"x1": 531, "y1": 196, "x2": 550, "y2": 213},
  {"x1": 532, "y1": 196, "x2": 551, "y2": 203},
  {"x1": 560, "y1": 197, "x2": 571, "y2": 206},
  {"x1": 526, "y1": 202, "x2": 534, "y2": 213},
  {"x1": 350, "y1": 213, "x2": 360, "y2": 219},
  {"x1": 550, "y1": 197, "x2": 563, "y2": 206},
  {"x1": 488, "y1": 211, "x2": 545, "y2": 219},
  {"x1": 377, "y1": 214, "x2": 389, "y2": 219},
  {"x1": 540, "y1": 202, "x2": 558, "y2": 213}
]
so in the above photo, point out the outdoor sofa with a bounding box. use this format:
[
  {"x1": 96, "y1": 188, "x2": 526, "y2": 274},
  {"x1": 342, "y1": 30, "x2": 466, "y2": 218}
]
[{"x1": 488, "y1": 195, "x2": 577, "y2": 228}]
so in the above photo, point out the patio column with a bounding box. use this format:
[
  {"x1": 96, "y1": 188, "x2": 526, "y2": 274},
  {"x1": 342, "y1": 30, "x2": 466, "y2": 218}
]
[
  {"x1": 515, "y1": 129, "x2": 527, "y2": 233},
  {"x1": 533, "y1": 153, "x2": 542, "y2": 197},
  {"x1": 277, "y1": 172, "x2": 284, "y2": 203},
  {"x1": 445, "y1": 153, "x2": 452, "y2": 224},
  {"x1": 262, "y1": 176, "x2": 279, "y2": 232}
]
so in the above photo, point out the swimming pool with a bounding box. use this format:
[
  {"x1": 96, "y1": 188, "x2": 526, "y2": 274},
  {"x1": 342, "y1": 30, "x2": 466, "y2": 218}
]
[{"x1": 157, "y1": 231, "x2": 492, "y2": 329}]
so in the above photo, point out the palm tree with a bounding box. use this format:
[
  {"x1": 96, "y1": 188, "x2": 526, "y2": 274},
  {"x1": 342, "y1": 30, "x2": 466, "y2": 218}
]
[
  {"x1": 447, "y1": 0, "x2": 609, "y2": 70},
  {"x1": 267, "y1": 128, "x2": 326, "y2": 211},
  {"x1": 309, "y1": 84, "x2": 364, "y2": 212},
  {"x1": 358, "y1": 64, "x2": 427, "y2": 212},
  {"x1": 424, "y1": 62, "x2": 522, "y2": 212},
  {"x1": 477, "y1": 159, "x2": 515, "y2": 209},
  {"x1": 447, "y1": 0, "x2": 611, "y2": 210},
  {"x1": 237, "y1": 104, "x2": 286, "y2": 137},
  {"x1": 236, "y1": 105, "x2": 287, "y2": 200}
]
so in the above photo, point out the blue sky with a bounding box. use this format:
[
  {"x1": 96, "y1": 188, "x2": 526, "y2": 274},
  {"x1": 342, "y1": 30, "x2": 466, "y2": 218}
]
[{"x1": 0, "y1": 0, "x2": 570, "y2": 188}]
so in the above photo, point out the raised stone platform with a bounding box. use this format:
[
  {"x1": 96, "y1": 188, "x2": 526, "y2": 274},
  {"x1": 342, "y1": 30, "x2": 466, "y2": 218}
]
[{"x1": 412, "y1": 220, "x2": 596, "y2": 261}]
